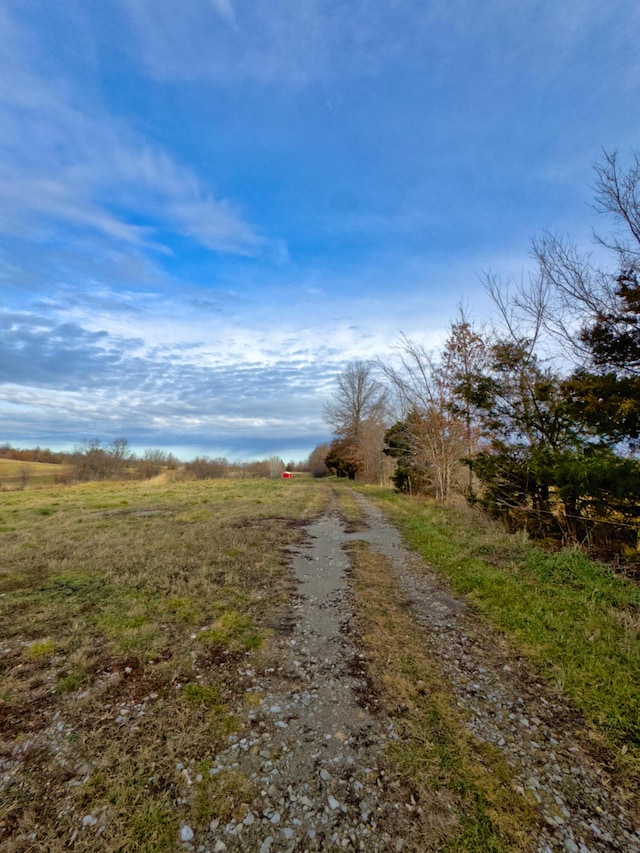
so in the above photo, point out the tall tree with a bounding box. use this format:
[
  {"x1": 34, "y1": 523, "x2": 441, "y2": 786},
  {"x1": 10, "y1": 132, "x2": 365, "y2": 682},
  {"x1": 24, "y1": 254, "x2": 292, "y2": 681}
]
[
  {"x1": 467, "y1": 337, "x2": 583, "y2": 536},
  {"x1": 565, "y1": 270, "x2": 640, "y2": 446},
  {"x1": 440, "y1": 310, "x2": 489, "y2": 496},
  {"x1": 474, "y1": 150, "x2": 640, "y2": 545},
  {"x1": 306, "y1": 443, "x2": 330, "y2": 478},
  {"x1": 325, "y1": 436, "x2": 361, "y2": 480},
  {"x1": 323, "y1": 361, "x2": 388, "y2": 482},
  {"x1": 530, "y1": 151, "x2": 640, "y2": 450},
  {"x1": 384, "y1": 407, "x2": 467, "y2": 501},
  {"x1": 323, "y1": 361, "x2": 387, "y2": 440}
]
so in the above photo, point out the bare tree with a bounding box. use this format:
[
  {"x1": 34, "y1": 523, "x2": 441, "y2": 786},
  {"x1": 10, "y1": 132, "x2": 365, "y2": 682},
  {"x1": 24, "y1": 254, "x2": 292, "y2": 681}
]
[
  {"x1": 268, "y1": 455, "x2": 285, "y2": 478},
  {"x1": 518, "y1": 151, "x2": 640, "y2": 360},
  {"x1": 358, "y1": 409, "x2": 396, "y2": 486},
  {"x1": 528, "y1": 232, "x2": 614, "y2": 360},
  {"x1": 107, "y1": 437, "x2": 131, "y2": 478},
  {"x1": 323, "y1": 361, "x2": 387, "y2": 439},
  {"x1": 139, "y1": 449, "x2": 168, "y2": 479},
  {"x1": 306, "y1": 443, "x2": 330, "y2": 478},
  {"x1": 323, "y1": 361, "x2": 389, "y2": 482},
  {"x1": 18, "y1": 465, "x2": 31, "y2": 490},
  {"x1": 592, "y1": 148, "x2": 640, "y2": 265},
  {"x1": 379, "y1": 336, "x2": 469, "y2": 502},
  {"x1": 185, "y1": 456, "x2": 229, "y2": 479},
  {"x1": 73, "y1": 438, "x2": 109, "y2": 480},
  {"x1": 379, "y1": 335, "x2": 441, "y2": 416}
]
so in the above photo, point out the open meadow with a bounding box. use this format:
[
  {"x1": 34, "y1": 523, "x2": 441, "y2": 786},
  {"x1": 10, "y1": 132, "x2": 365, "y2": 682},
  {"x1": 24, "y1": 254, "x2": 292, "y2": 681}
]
[{"x1": 0, "y1": 476, "x2": 325, "y2": 851}]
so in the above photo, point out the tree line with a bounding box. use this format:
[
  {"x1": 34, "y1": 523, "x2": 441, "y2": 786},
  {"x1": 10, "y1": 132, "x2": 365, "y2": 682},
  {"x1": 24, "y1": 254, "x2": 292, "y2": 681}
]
[
  {"x1": 0, "y1": 440, "x2": 314, "y2": 484},
  {"x1": 321, "y1": 150, "x2": 640, "y2": 554}
]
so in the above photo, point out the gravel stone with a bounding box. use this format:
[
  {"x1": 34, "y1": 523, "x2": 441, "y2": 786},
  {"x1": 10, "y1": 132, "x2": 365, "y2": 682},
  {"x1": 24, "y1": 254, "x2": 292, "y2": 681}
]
[{"x1": 179, "y1": 824, "x2": 194, "y2": 843}]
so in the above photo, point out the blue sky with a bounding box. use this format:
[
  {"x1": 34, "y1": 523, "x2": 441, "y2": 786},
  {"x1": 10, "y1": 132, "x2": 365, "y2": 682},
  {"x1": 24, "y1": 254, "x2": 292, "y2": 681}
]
[{"x1": 1, "y1": 0, "x2": 639, "y2": 461}]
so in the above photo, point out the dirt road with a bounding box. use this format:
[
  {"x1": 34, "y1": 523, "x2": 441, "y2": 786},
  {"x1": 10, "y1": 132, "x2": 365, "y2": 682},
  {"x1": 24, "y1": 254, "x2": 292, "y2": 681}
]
[{"x1": 183, "y1": 489, "x2": 639, "y2": 853}]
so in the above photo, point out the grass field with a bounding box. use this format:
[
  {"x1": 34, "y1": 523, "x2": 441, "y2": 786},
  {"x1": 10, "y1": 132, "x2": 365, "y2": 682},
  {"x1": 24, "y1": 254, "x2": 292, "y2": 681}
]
[
  {"x1": 0, "y1": 476, "x2": 325, "y2": 852},
  {"x1": 0, "y1": 459, "x2": 73, "y2": 489}
]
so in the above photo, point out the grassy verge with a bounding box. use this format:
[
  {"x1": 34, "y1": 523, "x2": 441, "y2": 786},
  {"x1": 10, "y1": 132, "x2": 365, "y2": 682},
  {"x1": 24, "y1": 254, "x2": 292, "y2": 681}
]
[
  {"x1": 352, "y1": 485, "x2": 640, "y2": 781},
  {"x1": 347, "y1": 541, "x2": 538, "y2": 852},
  {"x1": 0, "y1": 477, "x2": 325, "y2": 852}
]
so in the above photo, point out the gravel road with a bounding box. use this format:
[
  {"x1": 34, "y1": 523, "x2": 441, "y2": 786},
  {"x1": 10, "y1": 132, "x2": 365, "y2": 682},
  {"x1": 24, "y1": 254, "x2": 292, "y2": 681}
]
[
  {"x1": 181, "y1": 490, "x2": 640, "y2": 853},
  {"x1": 187, "y1": 508, "x2": 415, "y2": 852}
]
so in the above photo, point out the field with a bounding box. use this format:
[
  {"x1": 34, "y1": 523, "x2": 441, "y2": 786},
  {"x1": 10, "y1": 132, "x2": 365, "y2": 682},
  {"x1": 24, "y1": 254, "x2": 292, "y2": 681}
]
[
  {"x1": 1, "y1": 477, "x2": 639, "y2": 851},
  {"x1": 0, "y1": 476, "x2": 325, "y2": 851},
  {"x1": 0, "y1": 459, "x2": 73, "y2": 489}
]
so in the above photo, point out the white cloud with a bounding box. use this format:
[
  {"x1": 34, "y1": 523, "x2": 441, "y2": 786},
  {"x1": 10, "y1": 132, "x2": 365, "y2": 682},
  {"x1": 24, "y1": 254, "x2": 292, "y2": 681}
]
[
  {"x1": 115, "y1": 0, "x2": 640, "y2": 94},
  {"x1": 211, "y1": 0, "x2": 235, "y2": 23},
  {"x1": 0, "y1": 7, "x2": 264, "y2": 256},
  {"x1": 116, "y1": 0, "x2": 414, "y2": 85},
  {"x1": 3, "y1": 0, "x2": 640, "y2": 461}
]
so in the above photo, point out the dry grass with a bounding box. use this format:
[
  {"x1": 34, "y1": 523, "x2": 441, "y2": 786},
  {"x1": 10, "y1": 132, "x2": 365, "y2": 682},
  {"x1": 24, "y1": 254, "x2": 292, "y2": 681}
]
[
  {"x1": 0, "y1": 477, "x2": 326, "y2": 852},
  {"x1": 346, "y1": 541, "x2": 539, "y2": 853},
  {"x1": 330, "y1": 483, "x2": 366, "y2": 531},
  {"x1": 0, "y1": 459, "x2": 73, "y2": 489}
]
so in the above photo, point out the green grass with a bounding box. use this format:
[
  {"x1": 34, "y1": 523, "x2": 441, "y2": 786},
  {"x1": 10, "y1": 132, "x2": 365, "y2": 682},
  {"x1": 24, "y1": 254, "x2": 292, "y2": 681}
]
[
  {"x1": 57, "y1": 667, "x2": 88, "y2": 693},
  {"x1": 23, "y1": 639, "x2": 55, "y2": 659},
  {"x1": 355, "y1": 485, "x2": 640, "y2": 777},
  {"x1": 197, "y1": 610, "x2": 266, "y2": 652},
  {"x1": 182, "y1": 683, "x2": 221, "y2": 705}
]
